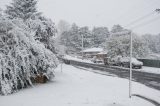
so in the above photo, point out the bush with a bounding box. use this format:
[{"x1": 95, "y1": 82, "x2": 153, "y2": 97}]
[{"x1": 0, "y1": 16, "x2": 58, "y2": 95}]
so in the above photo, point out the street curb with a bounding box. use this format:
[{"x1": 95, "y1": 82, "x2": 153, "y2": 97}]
[{"x1": 132, "y1": 94, "x2": 160, "y2": 106}]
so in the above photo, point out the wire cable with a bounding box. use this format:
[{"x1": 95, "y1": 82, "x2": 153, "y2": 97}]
[
  {"x1": 114, "y1": 0, "x2": 160, "y2": 26},
  {"x1": 124, "y1": 11, "x2": 156, "y2": 27},
  {"x1": 130, "y1": 14, "x2": 160, "y2": 30}
]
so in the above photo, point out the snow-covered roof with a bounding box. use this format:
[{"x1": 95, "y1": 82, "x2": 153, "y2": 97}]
[
  {"x1": 97, "y1": 51, "x2": 107, "y2": 55},
  {"x1": 82, "y1": 48, "x2": 103, "y2": 53}
]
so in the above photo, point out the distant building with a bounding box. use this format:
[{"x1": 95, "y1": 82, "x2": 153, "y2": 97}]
[
  {"x1": 81, "y1": 48, "x2": 106, "y2": 58},
  {"x1": 96, "y1": 51, "x2": 108, "y2": 60}
]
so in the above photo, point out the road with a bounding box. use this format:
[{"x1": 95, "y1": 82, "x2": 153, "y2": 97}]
[{"x1": 65, "y1": 59, "x2": 160, "y2": 91}]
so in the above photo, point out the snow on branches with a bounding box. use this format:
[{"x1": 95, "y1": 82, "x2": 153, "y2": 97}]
[
  {"x1": 107, "y1": 33, "x2": 149, "y2": 58},
  {"x1": 26, "y1": 17, "x2": 57, "y2": 53},
  {"x1": 0, "y1": 15, "x2": 58, "y2": 95},
  {"x1": 5, "y1": 0, "x2": 40, "y2": 20}
]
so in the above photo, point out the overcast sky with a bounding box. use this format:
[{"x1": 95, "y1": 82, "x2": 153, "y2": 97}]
[{"x1": 0, "y1": 0, "x2": 160, "y2": 35}]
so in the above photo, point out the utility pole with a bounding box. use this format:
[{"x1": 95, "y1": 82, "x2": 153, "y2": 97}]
[
  {"x1": 129, "y1": 31, "x2": 133, "y2": 98},
  {"x1": 82, "y1": 34, "x2": 84, "y2": 58},
  {"x1": 61, "y1": 61, "x2": 63, "y2": 72},
  {"x1": 128, "y1": 9, "x2": 160, "y2": 98}
]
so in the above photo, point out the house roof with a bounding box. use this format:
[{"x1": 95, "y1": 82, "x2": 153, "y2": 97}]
[
  {"x1": 97, "y1": 51, "x2": 107, "y2": 55},
  {"x1": 82, "y1": 48, "x2": 103, "y2": 53}
]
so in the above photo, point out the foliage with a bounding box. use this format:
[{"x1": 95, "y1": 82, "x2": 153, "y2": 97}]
[
  {"x1": 5, "y1": 0, "x2": 57, "y2": 53},
  {"x1": 60, "y1": 24, "x2": 110, "y2": 53},
  {"x1": 26, "y1": 16, "x2": 57, "y2": 53},
  {"x1": 111, "y1": 24, "x2": 124, "y2": 33},
  {"x1": 0, "y1": 0, "x2": 58, "y2": 95},
  {"x1": 5, "y1": 0, "x2": 40, "y2": 21},
  {"x1": 92, "y1": 27, "x2": 109, "y2": 47},
  {"x1": 107, "y1": 33, "x2": 149, "y2": 58},
  {"x1": 142, "y1": 34, "x2": 160, "y2": 53},
  {"x1": 60, "y1": 24, "x2": 91, "y2": 53},
  {"x1": 57, "y1": 20, "x2": 70, "y2": 35}
]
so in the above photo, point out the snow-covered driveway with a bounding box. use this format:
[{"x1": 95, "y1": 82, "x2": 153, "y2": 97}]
[{"x1": 0, "y1": 64, "x2": 160, "y2": 106}]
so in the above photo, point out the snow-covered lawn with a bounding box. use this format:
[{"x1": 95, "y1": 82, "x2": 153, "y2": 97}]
[{"x1": 0, "y1": 64, "x2": 160, "y2": 106}]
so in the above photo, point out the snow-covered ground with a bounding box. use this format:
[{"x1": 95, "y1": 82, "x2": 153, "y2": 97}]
[
  {"x1": 139, "y1": 66, "x2": 160, "y2": 74},
  {"x1": 64, "y1": 55, "x2": 93, "y2": 63},
  {"x1": 64, "y1": 55, "x2": 160, "y2": 75},
  {"x1": 0, "y1": 64, "x2": 160, "y2": 106}
]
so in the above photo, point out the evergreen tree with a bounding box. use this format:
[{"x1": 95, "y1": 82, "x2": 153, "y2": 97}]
[
  {"x1": 111, "y1": 24, "x2": 124, "y2": 33},
  {"x1": 60, "y1": 24, "x2": 92, "y2": 53},
  {"x1": 60, "y1": 23, "x2": 80, "y2": 53},
  {"x1": 5, "y1": 0, "x2": 40, "y2": 21},
  {"x1": 79, "y1": 26, "x2": 92, "y2": 48},
  {"x1": 110, "y1": 24, "x2": 130, "y2": 37},
  {"x1": 57, "y1": 20, "x2": 70, "y2": 35},
  {"x1": 92, "y1": 27, "x2": 109, "y2": 47},
  {"x1": 54, "y1": 20, "x2": 70, "y2": 54},
  {"x1": 0, "y1": 0, "x2": 58, "y2": 95},
  {"x1": 6, "y1": 0, "x2": 57, "y2": 53},
  {"x1": 0, "y1": 14, "x2": 58, "y2": 95}
]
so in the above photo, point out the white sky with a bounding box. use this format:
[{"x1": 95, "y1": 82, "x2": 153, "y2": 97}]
[{"x1": 0, "y1": 0, "x2": 160, "y2": 35}]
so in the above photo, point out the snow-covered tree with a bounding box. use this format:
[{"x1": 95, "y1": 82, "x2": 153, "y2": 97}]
[
  {"x1": 60, "y1": 23, "x2": 80, "y2": 53},
  {"x1": 0, "y1": 8, "x2": 2, "y2": 16},
  {"x1": 54, "y1": 20, "x2": 70, "y2": 54},
  {"x1": 155, "y1": 34, "x2": 160, "y2": 53},
  {"x1": 57, "y1": 20, "x2": 70, "y2": 35},
  {"x1": 110, "y1": 24, "x2": 130, "y2": 38},
  {"x1": 142, "y1": 34, "x2": 160, "y2": 53},
  {"x1": 5, "y1": 0, "x2": 40, "y2": 21},
  {"x1": 5, "y1": 0, "x2": 57, "y2": 53},
  {"x1": 26, "y1": 16, "x2": 57, "y2": 53},
  {"x1": 111, "y1": 24, "x2": 124, "y2": 33},
  {"x1": 79, "y1": 26, "x2": 92, "y2": 48},
  {"x1": 92, "y1": 27, "x2": 109, "y2": 47},
  {"x1": 0, "y1": 12, "x2": 58, "y2": 95},
  {"x1": 107, "y1": 33, "x2": 149, "y2": 58},
  {"x1": 60, "y1": 24, "x2": 92, "y2": 53}
]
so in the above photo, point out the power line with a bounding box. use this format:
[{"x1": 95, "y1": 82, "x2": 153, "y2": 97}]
[
  {"x1": 124, "y1": 8, "x2": 160, "y2": 29},
  {"x1": 129, "y1": 8, "x2": 160, "y2": 29},
  {"x1": 130, "y1": 14, "x2": 160, "y2": 30},
  {"x1": 128, "y1": 8, "x2": 160, "y2": 99},
  {"x1": 124, "y1": 11, "x2": 155, "y2": 27},
  {"x1": 109, "y1": 10, "x2": 159, "y2": 35},
  {"x1": 114, "y1": 0, "x2": 160, "y2": 26},
  {"x1": 109, "y1": 9, "x2": 159, "y2": 34}
]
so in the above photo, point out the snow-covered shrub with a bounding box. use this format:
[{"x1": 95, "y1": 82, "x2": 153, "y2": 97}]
[
  {"x1": 0, "y1": 16, "x2": 58, "y2": 95},
  {"x1": 30, "y1": 41, "x2": 58, "y2": 80}
]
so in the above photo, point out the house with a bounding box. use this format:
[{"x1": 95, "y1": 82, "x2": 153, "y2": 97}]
[
  {"x1": 81, "y1": 48, "x2": 103, "y2": 58},
  {"x1": 96, "y1": 51, "x2": 107, "y2": 60}
]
